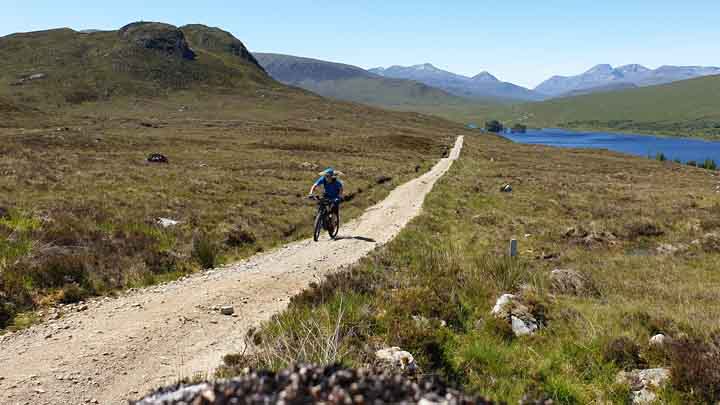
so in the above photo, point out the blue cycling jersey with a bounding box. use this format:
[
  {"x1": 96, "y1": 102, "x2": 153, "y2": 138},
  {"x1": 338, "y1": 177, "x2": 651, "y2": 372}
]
[{"x1": 314, "y1": 176, "x2": 343, "y2": 199}]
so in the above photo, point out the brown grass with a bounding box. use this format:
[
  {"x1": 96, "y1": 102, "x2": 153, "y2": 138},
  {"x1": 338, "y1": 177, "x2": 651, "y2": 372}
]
[{"x1": 0, "y1": 88, "x2": 461, "y2": 330}]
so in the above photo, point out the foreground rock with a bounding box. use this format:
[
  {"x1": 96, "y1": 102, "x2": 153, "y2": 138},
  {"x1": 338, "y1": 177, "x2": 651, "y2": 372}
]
[
  {"x1": 491, "y1": 294, "x2": 541, "y2": 336},
  {"x1": 616, "y1": 368, "x2": 670, "y2": 404},
  {"x1": 132, "y1": 364, "x2": 494, "y2": 404}
]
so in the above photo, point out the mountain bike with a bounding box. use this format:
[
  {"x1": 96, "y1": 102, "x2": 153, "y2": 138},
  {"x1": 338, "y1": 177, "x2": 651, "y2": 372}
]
[{"x1": 309, "y1": 196, "x2": 340, "y2": 241}]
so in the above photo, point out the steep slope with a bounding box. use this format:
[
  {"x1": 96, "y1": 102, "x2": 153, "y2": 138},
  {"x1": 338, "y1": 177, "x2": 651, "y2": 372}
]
[
  {"x1": 518, "y1": 74, "x2": 720, "y2": 137},
  {"x1": 370, "y1": 63, "x2": 543, "y2": 101},
  {"x1": 535, "y1": 64, "x2": 720, "y2": 97},
  {"x1": 255, "y1": 52, "x2": 374, "y2": 82},
  {"x1": 255, "y1": 53, "x2": 475, "y2": 108},
  {"x1": 0, "y1": 22, "x2": 271, "y2": 109}
]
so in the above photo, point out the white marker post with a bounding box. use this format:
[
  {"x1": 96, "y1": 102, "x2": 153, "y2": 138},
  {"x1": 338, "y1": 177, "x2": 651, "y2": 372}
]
[{"x1": 509, "y1": 239, "x2": 518, "y2": 258}]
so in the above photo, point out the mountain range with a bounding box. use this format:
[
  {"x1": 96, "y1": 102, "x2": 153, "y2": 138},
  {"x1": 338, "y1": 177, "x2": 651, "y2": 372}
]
[
  {"x1": 535, "y1": 64, "x2": 720, "y2": 97},
  {"x1": 369, "y1": 64, "x2": 543, "y2": 101},
  {"x1": 254, "y1": 53, "x2": 477, "y2": 109}
]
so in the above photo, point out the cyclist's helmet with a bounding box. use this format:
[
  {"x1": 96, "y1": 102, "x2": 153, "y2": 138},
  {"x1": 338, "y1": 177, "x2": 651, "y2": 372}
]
[{"x1": 320, "y1": 167, "x2": 336, "y2": 178}]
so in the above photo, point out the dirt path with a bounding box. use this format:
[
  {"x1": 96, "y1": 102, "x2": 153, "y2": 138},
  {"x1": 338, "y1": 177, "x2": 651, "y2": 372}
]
[{"x1": 0, "y1": 136, "x2": 463, "y2": 405}]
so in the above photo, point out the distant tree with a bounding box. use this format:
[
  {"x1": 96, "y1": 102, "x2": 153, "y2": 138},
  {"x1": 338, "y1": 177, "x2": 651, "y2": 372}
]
[
  {"x1": 686, "y1": 160, "x2": 698, "y2": 167},
  {"x1": 701, "y1": 159, "x2": 717, "y2": 170},
  {"x1": 485, "y1": 120, "x2": 504, "y2": 133},
  {"x1": 655, "y1": 152, "x2": 667, "y2": 162},
  {"x1": 511, "y1": 123, "x2": 527, "y2": 133}
]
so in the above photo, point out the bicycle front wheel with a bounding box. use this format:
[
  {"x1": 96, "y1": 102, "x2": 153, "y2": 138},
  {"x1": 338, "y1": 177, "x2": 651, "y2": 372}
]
[
  {"x1": 328, "y1": 211, "x2": 340, "y2": 239},
  {"x1": 313, "y1": 211, "x2": 323, "y2": 242}
]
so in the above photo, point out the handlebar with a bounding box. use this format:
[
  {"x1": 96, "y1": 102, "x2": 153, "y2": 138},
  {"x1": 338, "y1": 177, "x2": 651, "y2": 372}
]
[{"x1": 308, "y1": 195, "x2": 342, "y2": 202}]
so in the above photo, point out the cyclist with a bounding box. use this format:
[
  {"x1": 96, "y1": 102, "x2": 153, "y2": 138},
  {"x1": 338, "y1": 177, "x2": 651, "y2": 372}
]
[{"x1": 308, "y1": 167, "x2": 344, "y2": 220}]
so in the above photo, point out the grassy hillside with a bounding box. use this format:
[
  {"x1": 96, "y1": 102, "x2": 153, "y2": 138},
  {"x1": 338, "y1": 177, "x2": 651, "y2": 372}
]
[
  {"x1": 0, "y1": 23, "x2": 468, "y2": 331},
  {"x1": 511, "y1": 75, "x2": 720, "y2": 137},
  {"x1": 220, "y1": 134, "x2": 720, "y2": 403},
  {"x1": 0, "y1": 23, "x2": 269, "y2": 115}
]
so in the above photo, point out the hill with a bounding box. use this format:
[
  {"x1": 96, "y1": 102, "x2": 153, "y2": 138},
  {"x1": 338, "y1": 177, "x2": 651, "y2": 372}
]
[
  {"x1": 369, "y1": 63, "x2": 543, "y2": 102},
  {"x1": 535, "y1": 63, "x2": 720, "y2": 97},
  {"x1": 0, "y1": 22, "x2": 270, "y2": 112},
  {"x1": 514, "y1": 74, "x2": 720, "y2": 137},
  {"x1": 255, "y1": 53, "x2": 478, "y2": 109}
]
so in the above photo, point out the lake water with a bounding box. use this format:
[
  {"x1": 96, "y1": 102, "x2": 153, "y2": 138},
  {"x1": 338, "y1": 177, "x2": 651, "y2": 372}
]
[{"x1": 501, "y1": 128, "x2": 720, "y2": 163}]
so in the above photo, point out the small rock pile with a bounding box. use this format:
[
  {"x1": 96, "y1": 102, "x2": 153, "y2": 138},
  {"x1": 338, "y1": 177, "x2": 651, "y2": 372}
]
[
  {"x1": 616, "y1": 368, "x2": 670, "y2": 404},
  {"x1": 491, "y1": 294, "x2": 542, "y2": 336},
  {"x1": 132, "y1": 364, "x2": 495, "y2": 404}
]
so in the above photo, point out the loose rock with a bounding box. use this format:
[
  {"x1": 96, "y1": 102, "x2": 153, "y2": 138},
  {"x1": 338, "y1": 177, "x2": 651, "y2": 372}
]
[
  {"x1": 649, "y1": 334, "x2": 669, "y2": 347},
  {"x1": 616, "y1": 368, "x2": 670, "y2": 404},
  {"x1": 156, "y1": 218, "x2": 181, "y2": 228},
  {"x1": 549, "y1": 269, "x2": 599, "y2": 297},
  {"x1": 147, "y1": 153, "x2": 169, "y2": 164},
  {"x1": 375, "y1": 347, "x2": 417, "y2": 371},
  {"x1": 220, "y1": 306, "x2": 234, "y2": 316},
  {"x1": 491, "y1": 294, "x2": 541, "y2": 336}
]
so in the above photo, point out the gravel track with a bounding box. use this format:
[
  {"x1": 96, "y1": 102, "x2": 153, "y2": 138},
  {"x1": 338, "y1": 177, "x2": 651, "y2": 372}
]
[{"x1": 0, "y1": 136, "x2": 463, "y2": 405}]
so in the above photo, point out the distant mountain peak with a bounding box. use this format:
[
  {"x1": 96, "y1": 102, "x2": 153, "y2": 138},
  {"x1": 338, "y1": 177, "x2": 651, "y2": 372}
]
[
  {"x1": 410, "y1": 63, "x2": 440, "y2": 71},
  {"x1": 536, "y1": 63, "x2": 720, "y2": 97},
  {"x1": 585, "y1": 64, "x2": 614, "y2": 74},
  {"x1": 472, "y1": 71, "x2": 499, "y2": 82},
  {"x1": 617, "y1": 64, "x2": 650, "y2": 73}
]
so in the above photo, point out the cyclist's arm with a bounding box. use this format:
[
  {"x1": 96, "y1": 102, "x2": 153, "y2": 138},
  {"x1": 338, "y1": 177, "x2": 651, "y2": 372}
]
[{"x1": 308, "y1": 183, "x2": 318, "y2": 196}]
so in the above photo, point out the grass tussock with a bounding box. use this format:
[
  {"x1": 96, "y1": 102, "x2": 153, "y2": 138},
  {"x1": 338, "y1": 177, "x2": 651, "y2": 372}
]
[{"x1": 220, "y1": 135, "x2": 720, "y2": 403}]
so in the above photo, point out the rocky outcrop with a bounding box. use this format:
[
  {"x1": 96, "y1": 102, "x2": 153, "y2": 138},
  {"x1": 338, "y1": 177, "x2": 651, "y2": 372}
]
[
  {"x1": 181, "y1": 25, "x2": 263, "y2": 71},
  {"x1": 491, "y1": 294, "x2": 542, "y2": 336},
  {"x1": 119, "y1": 22, "x2": 196, "y2": 60},
  {"x1": 132, "y1": 364, "x2": 494, "y2": 404}
]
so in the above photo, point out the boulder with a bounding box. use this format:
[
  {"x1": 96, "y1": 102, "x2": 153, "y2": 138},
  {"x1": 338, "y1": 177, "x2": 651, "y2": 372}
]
[
  {"x1": 147, "y1": 153, "x2": 169, "y2": 163},
  {"x1": 375, "y1": 347, "x2": 416, "y2": 372},
  {"x1": 156, "y1": 218, "x2": 180, "y2": 228},
  {"x1": 220, "y1": 306, "x2": 234, "y2": 316},
  {"x1": 649, "y1": 334, "x2": 669, "y2": 347},
  {"x1": 616, "y1": 368, "x2": 670, "y2": 404},
  {"x1": 655, "y1": 243, "x2": 687, "y2": 255},
  {"x1": 491, "y1": 294, "x2": 540, "y2": 336},
  {"x1": 550, "y1": 269, "x2": 598, "y2": 297}
]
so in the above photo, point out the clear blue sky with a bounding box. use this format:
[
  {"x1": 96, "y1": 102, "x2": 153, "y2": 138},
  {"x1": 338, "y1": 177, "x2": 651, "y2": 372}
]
[{"x1": 3, "y1": 0, "x2": 718, "y2": 88}]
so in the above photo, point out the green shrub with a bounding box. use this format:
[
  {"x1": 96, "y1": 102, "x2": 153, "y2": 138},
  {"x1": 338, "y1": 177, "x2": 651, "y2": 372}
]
[
  {"x1": 59, "y1": 282, "x2": 90, "y2": 304},
  {"x1": 485, "y1": 120, "x2": 504, "y2": 133},
  {"x1": 669, "y1": 334, "x2": 720, "y2": 403},
  {"x1": 192, "y1": 231, "x2": 219, "y2": 269},
  {"x1": 700, "y1": 159, "x2": 717, "y2": 170},
  {"x1": 468, "y1": 255, "x2": 533, "y2": 293},
  {"x1": 225, "y1": 223, "x2": 257, "y2": 247},
  {"x1": 602, "y1": 336, "x2": 646, "y2": 371}
]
